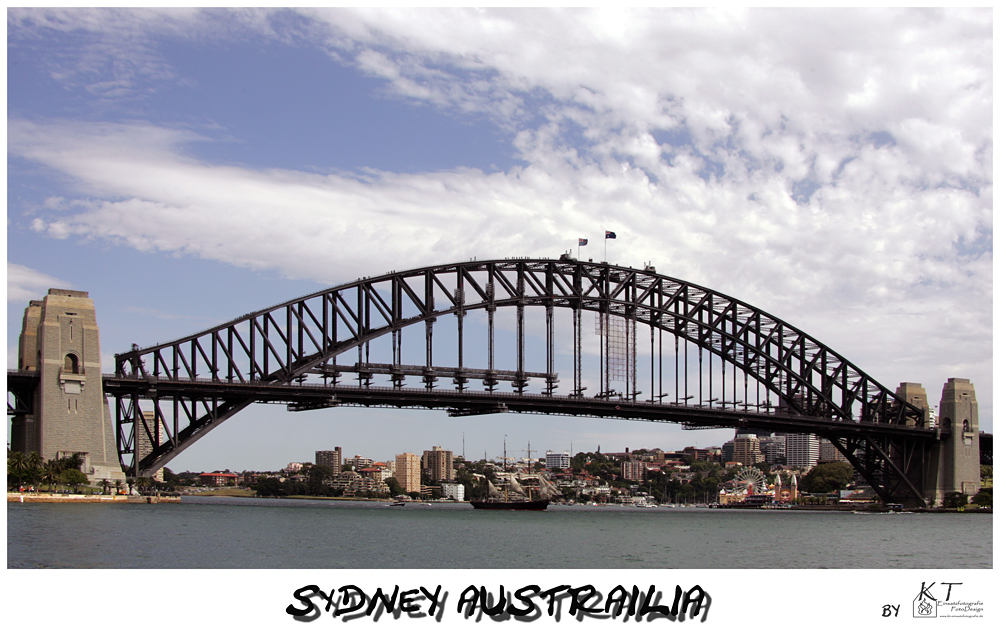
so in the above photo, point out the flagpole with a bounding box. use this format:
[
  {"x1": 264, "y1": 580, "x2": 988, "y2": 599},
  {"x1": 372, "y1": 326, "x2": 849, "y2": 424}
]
[{"x1": 603, "y1": 230, "x2": 616, "y2": 261}]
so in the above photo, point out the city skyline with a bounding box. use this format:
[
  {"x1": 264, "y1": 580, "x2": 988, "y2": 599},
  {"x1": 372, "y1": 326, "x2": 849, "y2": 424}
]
[
  {"x1": 7, "y1": 9, "x2": 991, "y2": 474},
  {"x1": 156, "y1": 430, "x2": 865, "y2": 476},
  {"x1": 181, "y1": 439, "x2": 729, "y2": 475}
]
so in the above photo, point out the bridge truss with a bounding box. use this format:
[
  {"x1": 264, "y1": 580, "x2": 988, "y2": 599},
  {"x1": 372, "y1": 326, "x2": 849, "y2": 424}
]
[{"x1": 107, "y1": 257, "x2": 940, "y2": 505}]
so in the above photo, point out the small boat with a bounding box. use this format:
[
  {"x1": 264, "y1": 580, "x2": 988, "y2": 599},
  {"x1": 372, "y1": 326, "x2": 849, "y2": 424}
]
[{"x1": 389, "y1": 501, "x2": 406, "y2": 507}]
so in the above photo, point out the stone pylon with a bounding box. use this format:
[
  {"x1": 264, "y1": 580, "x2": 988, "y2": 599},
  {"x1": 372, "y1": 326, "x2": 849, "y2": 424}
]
[
  {"x1": 894, "y1": 382, "x2": 931, "y2": 426},
  {"x1": 929, "y1": 378, "x2": 981, "y2": 506},
  {"x1": 10, "y1": 289, "x2": 126, "y2": 484}
]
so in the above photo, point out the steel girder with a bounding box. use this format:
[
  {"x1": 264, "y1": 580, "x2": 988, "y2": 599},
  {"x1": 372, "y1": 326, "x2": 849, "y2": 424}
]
[
  {"x1": 823, "y1": 434, "x2": 936, "y2": 507},
  {"x1": 111, "y1": 257, "x2": 928, "y2": 485},
  {"x1": 6, "y1": 370, "x2": 39, "y2": 416}
]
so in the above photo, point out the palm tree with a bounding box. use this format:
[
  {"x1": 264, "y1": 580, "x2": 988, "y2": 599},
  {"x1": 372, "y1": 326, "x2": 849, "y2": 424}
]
[
  {"x1": 8, "y1": 451, "x2": 26, "y2": 490},
  {"x1": 114, "y1": 479, "x2": 124, "y2": 495},
  {"x1": 44, "y1": 460, "x2": 62, "y2": 492},
  {"x1": 26, "y1": 451, "x2": 43, "y2": 491},
  {"x1": 62, "y1": 452, "x2": 84, "y2": 472},
  {"x1": 100, "y1": 479, "x2": 111, "y2": 494}
]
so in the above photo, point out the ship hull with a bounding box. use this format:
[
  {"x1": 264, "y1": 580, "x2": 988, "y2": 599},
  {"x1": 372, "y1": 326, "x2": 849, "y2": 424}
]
[{"x1": 470, "y1": 499, "x2": 549, "y2": 511}]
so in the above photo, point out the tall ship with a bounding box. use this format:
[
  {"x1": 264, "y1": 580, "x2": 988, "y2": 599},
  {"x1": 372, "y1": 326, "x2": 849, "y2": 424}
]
[{"x1": 470, "y1": 440, "x2": 560, "y2": 510}]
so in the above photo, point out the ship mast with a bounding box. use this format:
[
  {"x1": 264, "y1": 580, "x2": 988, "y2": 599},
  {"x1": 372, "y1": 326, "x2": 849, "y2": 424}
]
[{"x1": 503, "y1": 436, "x2": 508, "y2": 503}]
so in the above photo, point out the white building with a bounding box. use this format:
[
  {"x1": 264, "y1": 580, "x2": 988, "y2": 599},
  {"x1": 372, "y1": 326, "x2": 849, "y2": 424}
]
[
  {"x1": 545, "y1": 451, "x2": 571, "y2": 470},
  {"x1": 785, "y1": 434, "x2": 820, "y2": 469},
  {"x1": 440, "y1": 482, "x2": 465, "y2": 501}
]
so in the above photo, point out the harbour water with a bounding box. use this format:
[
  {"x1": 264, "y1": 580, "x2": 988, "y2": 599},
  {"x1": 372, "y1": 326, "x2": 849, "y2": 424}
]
[{"x1": 7, "y1": 496, "x2": 992, "y2": 569}]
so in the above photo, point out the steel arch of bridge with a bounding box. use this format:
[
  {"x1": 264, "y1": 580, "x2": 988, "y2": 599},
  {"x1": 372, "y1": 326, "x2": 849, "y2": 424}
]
[{"x1": 109, "y1": 257, "x2": 934, "y2": 504}]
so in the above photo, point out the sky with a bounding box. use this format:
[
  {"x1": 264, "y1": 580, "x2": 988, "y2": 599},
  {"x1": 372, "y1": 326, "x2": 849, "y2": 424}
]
[{"x1": 6, "y1": 8, "x2": 993, "y2": 474}]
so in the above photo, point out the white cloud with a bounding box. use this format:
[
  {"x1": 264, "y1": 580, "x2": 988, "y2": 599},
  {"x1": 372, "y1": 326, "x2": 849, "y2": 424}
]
[
  {"x1": 7, "y1": 263, "x2": 71, "y2": 303},
  {"x1": 6, "y1": 8, "x2": 992, "y2": 412}
]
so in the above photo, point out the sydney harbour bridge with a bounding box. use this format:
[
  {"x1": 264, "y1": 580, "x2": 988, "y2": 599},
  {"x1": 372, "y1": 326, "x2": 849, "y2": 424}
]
[{"x1": 9, "y1": 256, "x2": 981, "y2": 507}]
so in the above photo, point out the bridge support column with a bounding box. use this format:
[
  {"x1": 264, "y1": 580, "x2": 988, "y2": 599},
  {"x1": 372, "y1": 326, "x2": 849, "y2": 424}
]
[
  {"x1": 894, "y1": 382, "x2": 930, "y2": 426},
  {"x1": 11, "y1": 289, "x2": 126, "y2": 484},
  {"x1": 927, "y1": 378, "x2": 981, "y2": 506}
]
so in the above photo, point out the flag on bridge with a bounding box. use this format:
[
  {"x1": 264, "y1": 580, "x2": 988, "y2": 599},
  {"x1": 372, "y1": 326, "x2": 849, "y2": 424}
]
[
  {"x1": 579, "y1": 238, "x2": 588, "y2": 246},
  {"x1": 605, "y1": 230, "x2": 616, "y2": 239}
]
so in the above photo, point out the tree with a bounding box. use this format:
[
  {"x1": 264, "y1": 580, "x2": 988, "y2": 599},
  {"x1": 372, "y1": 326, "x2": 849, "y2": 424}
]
[
  {"x1": 61, "y1": 468, "x2": 89, "y2": 492},
  {"x1": 61, "y1": 452, "x2": 85, "y2": 472},
  {"x1": 385, "y1": 477, "x2": 405, "y2": 497},
  {"x1": 8, "y1": 451, "x2": 27, "y2": 490},
  {"x1": 800, "y1": 462, "x2": 854, "y2": 493},
  {"x1": 943, "y1": 492, "x2": 968, "y2": 509},
  {"x1": 44, "y1": 460, "x2": 62, "y2": 492},
  {"x1": 254, "y1": 477, "x2": 287, "y2": 498},
  {"x1": 25, "y1": 451, "x2": 43, "y2": 490},
  {"x1": 136, "y1": 477, "x2": 153, "y2": 494},
  {"x1": 307, "y1": 464, "x2": 334, "y2": 496},
  {"x1": 971, "y1": 488, "x2": 992, "y2": 507}
]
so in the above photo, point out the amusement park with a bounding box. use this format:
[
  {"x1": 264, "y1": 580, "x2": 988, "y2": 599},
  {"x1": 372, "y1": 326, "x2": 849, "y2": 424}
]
[{"x1": 717, "y1": 466, "x2": 797, "y2": 508}]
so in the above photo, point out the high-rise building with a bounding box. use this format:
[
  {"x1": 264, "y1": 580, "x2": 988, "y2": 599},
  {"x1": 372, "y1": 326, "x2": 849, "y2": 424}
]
[
  {"x1": 396, "y1": 452, "x2": 421, "y2": 493},
  {"x1": 421, "y1": 446, "x2": 454, "y2": 482},
  {"x1": 732, "y1": 433, "x2": 764, "y2": 466},
  {"x1": 721, "y1": 439, "x2": 735, "y2": 463},
  {"x1": 785, "y1": 434, "x2": 820, "y2": 469},
  {"x1": 545, "y1": 451, "x2": 570, "y2": 470},
  {"x1": 760, "y1": 435, "x2": 786, "y2": 464},
  {"x1": 621, "y1": 461, "x2": 646, "y2": 481},
  {"x1": 315, "y1": 448, "x2": 342, "y2": 473},
  {"x1": 818, "y1": 439, "x2": 849, "y2": 463}
]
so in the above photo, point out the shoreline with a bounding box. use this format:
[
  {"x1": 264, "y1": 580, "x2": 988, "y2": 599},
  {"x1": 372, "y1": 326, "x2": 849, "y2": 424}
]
[
  {"x1": 11, "y1": 491, "x2": 988, "y2": 513},
  {"x1": 187, "y1": 494, "x2": 991, "y2": 513},
  {"x1": 8, "y1": 492, "x2": 180, "y2": 504}
]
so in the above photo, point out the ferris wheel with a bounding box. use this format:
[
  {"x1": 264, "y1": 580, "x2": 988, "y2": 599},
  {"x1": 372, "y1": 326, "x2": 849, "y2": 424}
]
[{"x1": 734, "y1": 466, "x2": 767, "y2": 496}]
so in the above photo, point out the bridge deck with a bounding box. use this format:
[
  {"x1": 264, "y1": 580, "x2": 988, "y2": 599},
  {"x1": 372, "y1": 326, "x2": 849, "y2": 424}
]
[{"x1": 100, "y1": 374, "x2": 940, "y2": 441}]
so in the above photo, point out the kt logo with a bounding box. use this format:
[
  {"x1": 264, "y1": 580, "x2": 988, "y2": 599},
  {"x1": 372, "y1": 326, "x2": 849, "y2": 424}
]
[{"x1": 882, "y1": 582, "x2": 962, "y2": 618}]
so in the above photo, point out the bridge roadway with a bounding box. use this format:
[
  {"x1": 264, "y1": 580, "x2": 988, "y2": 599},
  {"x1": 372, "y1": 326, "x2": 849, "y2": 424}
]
[{"x1": 100, "y1": 373, "x2": 942, "y2": 442}]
